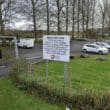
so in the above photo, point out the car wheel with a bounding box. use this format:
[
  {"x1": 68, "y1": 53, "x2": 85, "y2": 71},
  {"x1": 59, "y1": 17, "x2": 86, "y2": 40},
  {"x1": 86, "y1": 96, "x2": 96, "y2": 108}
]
[
  {"x1": 17, "y1": 45, "x2": 21, "y2": 48},
  {"x1": 82, "y1": 49, "x2": 87, "y2": 53},
  {"x1": 98, "y1": 51, "x2": 103, "y2": 55}
]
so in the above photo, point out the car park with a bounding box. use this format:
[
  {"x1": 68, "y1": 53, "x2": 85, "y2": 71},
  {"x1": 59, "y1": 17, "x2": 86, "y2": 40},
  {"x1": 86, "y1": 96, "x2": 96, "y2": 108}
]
[{"x1": 82, "y1": 44, "x2": 109, "y2": 55}]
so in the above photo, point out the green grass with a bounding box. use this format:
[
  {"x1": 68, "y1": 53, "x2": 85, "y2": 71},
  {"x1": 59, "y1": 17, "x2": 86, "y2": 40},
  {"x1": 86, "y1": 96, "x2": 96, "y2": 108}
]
[
  {"x1": 0, "y1": 76, "x2": 64, "y2": 110},
  {"x1": 19, "y1": 55, "x2": 110, "y2": 93}
]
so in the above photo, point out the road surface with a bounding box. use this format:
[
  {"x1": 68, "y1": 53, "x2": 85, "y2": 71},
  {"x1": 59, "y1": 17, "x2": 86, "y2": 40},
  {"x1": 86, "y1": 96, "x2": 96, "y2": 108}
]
[{"x1": 0, "y1": 39, "x2": 95, "y2": 76}]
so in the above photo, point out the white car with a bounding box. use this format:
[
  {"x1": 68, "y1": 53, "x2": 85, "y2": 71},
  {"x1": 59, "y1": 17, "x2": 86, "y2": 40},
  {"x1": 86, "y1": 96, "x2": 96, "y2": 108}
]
[
  {"x1": 94, "y1": 42, "x2": 110, "y2": 51},
  {"x1": 17, "y1": 38, "x2": 35, "y2": 48},
  {"x1": 82, "y1": 44, "x2": 109, "y2": 54},
  {"x1": 93, "y1": 42, "x2": 102, "y2": 47},
  {"x1": 105, "y1": 40, "x2": 110, "y2": 45}
]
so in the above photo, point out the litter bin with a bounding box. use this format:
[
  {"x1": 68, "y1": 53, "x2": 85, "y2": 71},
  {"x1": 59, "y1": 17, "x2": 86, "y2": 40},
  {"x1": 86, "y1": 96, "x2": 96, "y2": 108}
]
[{"x1": 0, "y1": 49, "x2": 2, "y2": 59}]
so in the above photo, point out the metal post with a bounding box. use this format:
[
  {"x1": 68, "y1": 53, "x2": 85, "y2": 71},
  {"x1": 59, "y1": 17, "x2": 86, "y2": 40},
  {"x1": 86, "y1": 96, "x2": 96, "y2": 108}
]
[
  {"x1": 14, "y1": 37, "x2": 19, "y2": 59},
  {"x1": 64, "y1": 62, "x2": 67, "y2": 87},
  {"x1": 46, "y1": 60, "x2": 48, "y2": 83}
]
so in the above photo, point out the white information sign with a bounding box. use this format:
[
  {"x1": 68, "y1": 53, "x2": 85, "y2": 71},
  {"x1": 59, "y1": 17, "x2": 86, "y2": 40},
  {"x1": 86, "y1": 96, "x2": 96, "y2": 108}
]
[{"x1": 43, "y1": 35, "x2": 70, "y2": 62}]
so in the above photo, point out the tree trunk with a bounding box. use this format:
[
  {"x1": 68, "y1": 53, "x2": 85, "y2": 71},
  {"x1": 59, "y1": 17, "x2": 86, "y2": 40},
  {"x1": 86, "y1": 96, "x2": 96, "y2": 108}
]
[
  {"x1": 102, "y1": 15, "x2": 105, "y2": 37},
  {"x1": 0, "y1": 4, "x2": 4, "y2": 35},
  {"x1": 57, "y1": 0, "x2": 61, "y2": 35},
  {"x1": 109, "y1": 19, "x2": 110, "y2": 36},
  {"x1": 91, "y1": 0, "x2": 96, "y2": 38},
  {"x1": 86, "y1": 15, "x2": 89, "y2": 38},
  {"x1": 66, "y1": 0, "x2": 68, "y2": 35},
  {"x1": 31, "y1": 0, "x2": 37, "y2": 40},
  {"x1": 77, "y1": 0, "x2": 80, "y2": 38},
  {"x1": 85, "y1": 0, "x2": 90, "y2": 38},
  {"x1": 46, "y1": 0, "x2": 50, "y2": 35},
  {"x1": 82, "y1": 0, "x2": 85, "y2": 38},
  {"x1": 72, "y1": 0, "x2": 76, "y2": 40}
]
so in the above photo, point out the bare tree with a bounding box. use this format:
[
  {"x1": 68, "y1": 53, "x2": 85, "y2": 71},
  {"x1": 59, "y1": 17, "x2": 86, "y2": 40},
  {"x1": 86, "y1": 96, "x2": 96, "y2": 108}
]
[
  {"x1": 81, "y1": 0, "x2": 85, "y2": 38},
  {"x1": 65, "y1": 0, "x2": 69, "y2": 34},
  {"x1": 91, "y1": 0, "x2": 96, "y2": 32},
  {"x1": 46, "y1": 0, "x2": 50, "y2": 34},
  {"x1": 81, "y1": 0, "x2": 93, "y2": 38},
  {"x1": 14, "y1": 0, "x2": 45, "y2": 39},
  {"x1": 106, "y1": 3, "x2": 110, "y2": 36},
  {"x1": 99, "y1": 0, "x2": 108, "y2": 37},
  {"x1": 77, "y1": 0, "x2": 80, "y2": 38},
  {"x1": 85, "y1": 0, "x2": 90, "y2": 38},
  {"x1": 56, "y1": 0, "x2": 61, "y2": 35},
  {"x1": 71, "y1": 0, "x2": 76, "y2": 39},
  {"x1": 31, "y1": 0, "x2": 37, "y2": 38},
  {"x1": 91, "y1": 0, "x2": 97, "y2": 39},
  {"x1": 0, "y1": 1, "x2": 4, "y2": 35},
  {"x1": 45, "y1": 0, "x2": 64, "y2": 33},
  {"x1": 0, "y1": 0, "x2": 13, "y2": 35}
]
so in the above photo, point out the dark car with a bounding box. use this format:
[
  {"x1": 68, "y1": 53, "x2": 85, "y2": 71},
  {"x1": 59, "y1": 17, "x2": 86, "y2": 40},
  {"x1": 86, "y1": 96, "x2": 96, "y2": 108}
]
[{"x1": 76, "y1": 37, "x2": 87, "y2": 41}]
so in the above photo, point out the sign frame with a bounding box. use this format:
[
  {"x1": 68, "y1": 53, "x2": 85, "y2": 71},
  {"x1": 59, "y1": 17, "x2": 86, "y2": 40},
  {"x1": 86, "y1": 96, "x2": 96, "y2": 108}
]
[{"x1": 43, "y1": 35, "x2": 70, "y2": 62}]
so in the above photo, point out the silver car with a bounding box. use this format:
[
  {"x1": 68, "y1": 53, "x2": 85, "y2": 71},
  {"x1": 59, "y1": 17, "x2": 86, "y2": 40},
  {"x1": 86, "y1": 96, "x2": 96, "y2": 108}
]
[
  {"x1": 82, "y1": 44, "x2": 109, "y2": 55},
  {"x1": 94, "y1": 42, "x2": 110, "y2": 51}
]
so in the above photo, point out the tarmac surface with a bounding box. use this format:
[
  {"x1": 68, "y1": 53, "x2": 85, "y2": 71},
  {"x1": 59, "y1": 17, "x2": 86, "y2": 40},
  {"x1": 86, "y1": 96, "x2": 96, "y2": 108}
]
[{"x1": 0, "y1": 39, "x2": 95, "y2": 77}]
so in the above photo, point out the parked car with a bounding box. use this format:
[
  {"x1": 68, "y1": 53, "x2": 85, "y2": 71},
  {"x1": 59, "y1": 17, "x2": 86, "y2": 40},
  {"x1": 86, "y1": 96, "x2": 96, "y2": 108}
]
[
  {"x1": 17, "y1": 38, "x2": 35, "y2": 48},
  {"x1": 76, "y1": 37, "x2": 87, "y2": 41},
  {"x1": 82, "y1": 44, "x2": 109, "y2": 54},
  {"x1": 94, "y1": 42, "x2": 110, "y2": 51},
  {"x1": 105, "y1": 40, "x2": 110, "y2": 45},
  {"x1": 93, "y1": 42, "x2": 102, "y2": 46}
]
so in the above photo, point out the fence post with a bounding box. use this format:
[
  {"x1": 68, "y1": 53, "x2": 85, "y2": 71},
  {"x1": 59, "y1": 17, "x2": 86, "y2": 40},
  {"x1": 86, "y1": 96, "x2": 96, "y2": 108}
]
[
  {"x1": 45, "y1": 60, "x2": 48, "y2": 83},
  {"x1": 14, "y1": 37, "x2": 19, "y2": 59}
]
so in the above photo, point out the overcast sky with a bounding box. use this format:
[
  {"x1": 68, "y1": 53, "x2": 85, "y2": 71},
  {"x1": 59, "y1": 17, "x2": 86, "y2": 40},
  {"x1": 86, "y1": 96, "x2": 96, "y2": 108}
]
[{"x1": 8, "y1": 0, "x2": 104, "y2": 31}]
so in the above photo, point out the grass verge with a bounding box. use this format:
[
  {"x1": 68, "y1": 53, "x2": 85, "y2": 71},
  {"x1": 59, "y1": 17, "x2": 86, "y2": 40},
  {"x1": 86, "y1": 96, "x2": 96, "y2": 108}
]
[
  {"x1": 0, "y1": 76, "x2": 64, "y2": 110},
  {"x1": 19, "y1": 55, "x2": 110, "y2": 92},
  {"x1": 11, "y1": 55, "x2": 110, "y2": 109}
]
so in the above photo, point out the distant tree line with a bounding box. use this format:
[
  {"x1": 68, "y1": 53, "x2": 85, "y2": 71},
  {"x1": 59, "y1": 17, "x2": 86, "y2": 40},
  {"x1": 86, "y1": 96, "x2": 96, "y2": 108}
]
[{"x1": 0, "y1": 0, "x2": 110, "y2": 40}]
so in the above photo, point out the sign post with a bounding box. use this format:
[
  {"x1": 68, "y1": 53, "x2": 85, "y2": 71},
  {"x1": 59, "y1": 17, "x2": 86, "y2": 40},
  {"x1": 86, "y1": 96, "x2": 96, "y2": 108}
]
[
  {"x1": 43, "y1": 35, "x2": 70, "y2": 85},
  {"x1": 64, "y1": 62, "x2": 67, "y2": 87},
  {"x1": 45, "y1": 60, "x2": 48, "y2": 83}
]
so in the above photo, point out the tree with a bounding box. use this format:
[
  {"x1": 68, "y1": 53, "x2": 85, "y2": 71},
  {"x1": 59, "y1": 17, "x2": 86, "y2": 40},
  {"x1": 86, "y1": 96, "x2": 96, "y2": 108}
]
[
  {"x1": 46, "y1": 0, "x2": 50, "y2": 34},
  {"x1": 31, "y1": 0, "x2": 37, "y2": 38},
  {"x1": 56, "y1": 0, "x2": 61, "y2": 35},
  {"x1": 85, "y1": 0, "x2": 90, "y2": 38},
  {"x1": 71, "y1": 0, "x2": 76, "y2": 39},
  {"x1": 0, "y1": 1, "x2": 4, "y2": 35},
  {"x1": 14, "y1": 0, "x2": 45, "y2": 39},
  {"x1": 91, "y1": 0, "x2": 97, "y2": 32},
  {"x1": 99, "y1": 0, "x2": 108, "y2": 37},
  {"x1": 105, "y1": 1, "x2": 110, "y2": 36},
  {"x1": 65, "y1": 0, "x2": 69, "y2": 34},
  {"x1": 77, "y1": 0, "x2": 80, "y2": 38},
  {"x1": 81, "y1": 0, "x2": 86, "y2": 38},
  {"x1": 0, "y1": 0, "x2": 13, "y2": 35}
]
